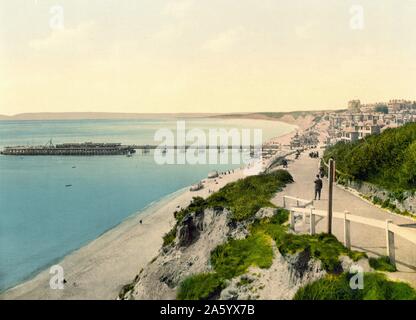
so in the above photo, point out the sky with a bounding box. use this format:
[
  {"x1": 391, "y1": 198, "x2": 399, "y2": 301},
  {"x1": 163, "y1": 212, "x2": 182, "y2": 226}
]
[{"x1": 0, "y1": 0, "x2": 415, "y2": 115}]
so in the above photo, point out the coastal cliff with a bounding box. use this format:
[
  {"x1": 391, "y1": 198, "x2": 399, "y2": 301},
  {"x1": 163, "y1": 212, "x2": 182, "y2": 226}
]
[
  {"x1": 118, "y1": 207, "x2": 327, "y2": 300},
  {"x1": 118, "y1": 168, "x2": 416, "y2": 300}
]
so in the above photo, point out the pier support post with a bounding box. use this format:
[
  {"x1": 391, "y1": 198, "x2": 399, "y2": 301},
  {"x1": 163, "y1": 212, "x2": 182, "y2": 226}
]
[
  {"x1": 310, "y1": 207, "x2": 315, "y2": 235},
  {"x1": 343, "y1": 210, "x2": 351, "y2": 249},
  {"x1": 385, "y1": 220, "x2": 396, "y2": 267}
]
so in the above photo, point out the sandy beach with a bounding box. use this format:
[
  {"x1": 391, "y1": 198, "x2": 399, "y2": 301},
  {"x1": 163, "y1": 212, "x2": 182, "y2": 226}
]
[{"x1": 1, "y1": 116, "x2": 313, "y2": 300}]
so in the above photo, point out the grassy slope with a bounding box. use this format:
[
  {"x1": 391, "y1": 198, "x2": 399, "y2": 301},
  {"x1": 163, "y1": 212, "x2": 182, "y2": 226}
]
[
  {"x1": 177, "y1": 209, "x2": 366, "y2": 300},
  {"x1": 163, "y1": 170, "x2": 294, "y2": 246},
  {"x1": 323, "y1": 123, "x2": 416, "y2": 192}
]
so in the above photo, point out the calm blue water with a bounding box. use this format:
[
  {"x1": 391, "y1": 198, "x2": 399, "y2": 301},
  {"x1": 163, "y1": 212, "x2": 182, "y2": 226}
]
[{"x1": 0, "y1": 118, "x2": 295, "y2": 291}]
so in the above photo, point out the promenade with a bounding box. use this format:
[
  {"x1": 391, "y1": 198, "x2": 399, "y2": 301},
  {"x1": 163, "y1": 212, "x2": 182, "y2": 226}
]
[{"x1": 272, "y1": 147, "x2": 416, "y2": 287}]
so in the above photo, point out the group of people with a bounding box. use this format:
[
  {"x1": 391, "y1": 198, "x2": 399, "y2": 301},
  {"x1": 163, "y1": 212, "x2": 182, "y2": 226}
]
[{"x1": 309, "y1": 151, "x2": 319, "y2": 158}]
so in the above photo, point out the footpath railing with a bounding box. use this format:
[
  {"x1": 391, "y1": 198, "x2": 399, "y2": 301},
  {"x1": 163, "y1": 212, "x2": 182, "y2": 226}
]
[
  {"x1": 284, "y1": 200, "x2": 416, "y2": 267},
  {"x1": 282, "y1": 195, "x2": 314, "y2": 209}
]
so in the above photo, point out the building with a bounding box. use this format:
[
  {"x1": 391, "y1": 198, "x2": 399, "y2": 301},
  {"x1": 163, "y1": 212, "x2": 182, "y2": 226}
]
[
  {"x1": 348, "y1": 100, "x2": 361, "y2": 113},
  {"x1": 326, "y1": 99, "x2": 416, "y2": 146}
]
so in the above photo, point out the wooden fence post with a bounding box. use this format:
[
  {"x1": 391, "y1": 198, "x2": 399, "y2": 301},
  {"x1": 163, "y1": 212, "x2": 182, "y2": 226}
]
[
  {"x1": 290, "y1": 210, "x2": 295, "y2": 230},
  {"x1": 310, "y1": 207, "x2": 315, "y2": 235},
  {"x1": 343, "y1": 210, "x2": 351, "y2": 249},
  {"x1": 327, "y1": 159, "x2": 334, "y2": 234},
  {"x1": 385, "y1": 220, "x2": 396, "y2": 266}
]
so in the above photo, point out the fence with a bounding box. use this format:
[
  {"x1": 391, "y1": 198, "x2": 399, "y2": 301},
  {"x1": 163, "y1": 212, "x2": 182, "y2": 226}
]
[
  {"x1": 282, "y1": 195, "x2": 314, "y2": 209},
  {"x1": 287, "y1": 205, "x2": 416, "y2": 267}
]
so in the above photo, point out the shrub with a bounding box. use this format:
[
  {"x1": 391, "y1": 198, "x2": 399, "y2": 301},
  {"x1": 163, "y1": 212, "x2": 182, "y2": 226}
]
[
  {"x1": 372, "y1": 196, "x2": 383, "y2": 205},
  {"x1": 294, "y1": 273, "x2": 416, "y2": 300},
  {"x1": 369, "y1": 256, "x2": 397, "y2": 272},
  {"x1": 278, "y1": 233, "x2": 366, "y2": 273},
  {"x1": 177, "y1": 273, "x2": 224, "y2": 300},
  {"x1": 162, "y1": 226, "x2": 177, "y2": 247},
  {"x1": 323, "y1": 123, "x2": 416, "y2": 192},
  {"x1": 211, "y1": 232, "x2": 273, "y2": 279},
  {"x1": 164, "y1": 170, "x2": 294, "y2": 247}
]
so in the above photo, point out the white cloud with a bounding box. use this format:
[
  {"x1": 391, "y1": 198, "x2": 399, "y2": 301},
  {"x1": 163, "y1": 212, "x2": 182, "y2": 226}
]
[
  {"x1": 202, "y1": 27, "x2": 248, "y2": 53},
  {"x1": 163, "y1": 0, "x2": 193, "y2": 19}
]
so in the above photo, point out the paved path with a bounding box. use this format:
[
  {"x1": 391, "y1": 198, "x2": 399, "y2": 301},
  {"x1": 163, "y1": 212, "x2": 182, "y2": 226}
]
[{"x1": 272, "y1": 148, "x2": 416, "y2": 286}]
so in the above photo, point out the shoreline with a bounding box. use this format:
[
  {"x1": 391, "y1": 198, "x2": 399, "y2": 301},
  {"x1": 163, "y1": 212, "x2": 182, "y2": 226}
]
[{"x1": 1, "y1": 117, "x2": 311, "y2": 300}]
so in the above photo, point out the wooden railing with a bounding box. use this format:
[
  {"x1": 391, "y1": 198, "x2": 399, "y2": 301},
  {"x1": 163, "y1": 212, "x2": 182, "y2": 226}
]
[
  {"x1": 288, "y1": 206, "x2": 416, "y2": 267},
  {"x1": 282, "y1": 195, "x2": 314, "y2": 209}
]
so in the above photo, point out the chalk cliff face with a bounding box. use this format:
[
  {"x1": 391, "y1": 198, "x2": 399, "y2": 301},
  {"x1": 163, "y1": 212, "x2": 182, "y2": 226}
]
[{"x1": 118, "y1": 207, "x2": 326, "y2": 300}]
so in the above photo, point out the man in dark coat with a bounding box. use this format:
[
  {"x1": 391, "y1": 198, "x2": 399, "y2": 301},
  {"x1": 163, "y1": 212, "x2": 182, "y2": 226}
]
[{"x1": 314, "y1": 174, "x2": 323, "y2": 200}]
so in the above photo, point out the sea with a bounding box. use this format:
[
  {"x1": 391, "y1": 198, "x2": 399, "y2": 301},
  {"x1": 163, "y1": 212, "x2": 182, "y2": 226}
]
[{"x1": 0, "y1": 117, "x2": 295, "y2": 291}]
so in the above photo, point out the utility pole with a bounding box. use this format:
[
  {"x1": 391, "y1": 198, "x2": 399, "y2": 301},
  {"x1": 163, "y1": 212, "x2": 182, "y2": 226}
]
[{"x1": 327, "y1": 159, "x2": 335, "y2": 234}]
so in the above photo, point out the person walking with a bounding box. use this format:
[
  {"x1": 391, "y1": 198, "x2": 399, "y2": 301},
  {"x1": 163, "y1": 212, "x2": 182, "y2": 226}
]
[
  {"x1": 319, "y1": 166, "x2": 325, "y2": 178},
  {"x1": 314, "y1": 174, "x2": 323, "y2": 200}
]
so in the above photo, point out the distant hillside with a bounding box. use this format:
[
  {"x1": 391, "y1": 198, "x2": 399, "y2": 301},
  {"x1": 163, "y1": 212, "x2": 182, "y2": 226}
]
[
  {"x1": 211, "y1": 111, "x2": 325, "y2": 120},
  {"x1": 0, "y1": 112, "x2": 221, "y2": 121},
  {"x1": 0, "y1": 110, "x2": 339, "y2": 123},
  {"x1": 324, "y1": 123, "x2": 416, "y2": 191}
]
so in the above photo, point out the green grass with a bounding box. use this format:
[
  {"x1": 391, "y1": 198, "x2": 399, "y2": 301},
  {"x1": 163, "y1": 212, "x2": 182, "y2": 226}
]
[
  {"x1": 162, "y1": 226, "x2": 177, "y2": 247},
  {"x1": 252, "y1": 212, "x2": 366, "y2": 273},
  {"x1": 211, "y1": 232, "x2": 274, "y2": 279},
  {"x1": 369, "y1": 256, "x2": 397, "y2": 272},
  {"x1": 206, "y1": 170, "x2": 293, "y2": 221},
  {"x1": 294, "y1": 273, "x2": 416, "y2": 300},
  {"x1": 177, "y1": 209, "x2": 290, "y2": 300},
  {"x1": 323, "y1": 123, "x2": 416, "y2": 192},
  {"x1": 250, "y1": 210, "x2": 289, "y2": 245},
  {"x1": 163, "y1": 170, "x2": 293, "y2": 246},
  {"x1": 177, "y1": 273, "x2": 225, "y2": 300},
  {"x1": 177, "y1": 231, "x2": 275, "y2": 300},
  {"x1": 277, "y1": 233, "x2": 367, "y2": 273},
  {"x1": 177, "y1": 208, "x2": 367, "y2": 299}
]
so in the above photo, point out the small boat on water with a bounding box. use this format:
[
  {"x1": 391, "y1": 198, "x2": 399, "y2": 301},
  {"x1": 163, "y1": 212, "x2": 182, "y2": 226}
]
[{"x1": 65, "y1": 184, "x2": 72, "y2": 187}]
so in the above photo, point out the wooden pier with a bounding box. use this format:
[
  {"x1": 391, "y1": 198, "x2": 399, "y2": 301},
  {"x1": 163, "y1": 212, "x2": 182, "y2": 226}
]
[{"x1": 1, "y1": 142, "x2": 282, "y2": 156}]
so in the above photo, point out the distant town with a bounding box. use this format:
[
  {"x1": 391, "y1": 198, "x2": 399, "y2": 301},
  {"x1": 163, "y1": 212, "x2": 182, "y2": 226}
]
[{"x1": 325, "y1": 99, "x2": 416, "y2": 144}]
